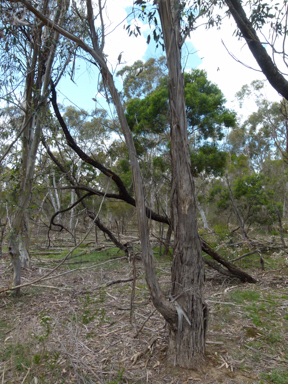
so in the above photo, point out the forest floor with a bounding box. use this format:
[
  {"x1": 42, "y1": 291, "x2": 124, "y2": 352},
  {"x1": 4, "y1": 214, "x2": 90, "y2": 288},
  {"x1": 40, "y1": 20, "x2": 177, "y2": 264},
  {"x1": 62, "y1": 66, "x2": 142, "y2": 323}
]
[{"x1": 0, "y1": 236, "x2": 288, "y2": 384}]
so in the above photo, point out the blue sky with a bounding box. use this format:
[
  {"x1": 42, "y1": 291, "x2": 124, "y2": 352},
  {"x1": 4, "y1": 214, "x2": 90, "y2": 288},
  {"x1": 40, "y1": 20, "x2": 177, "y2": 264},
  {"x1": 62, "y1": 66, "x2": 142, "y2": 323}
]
[
  {"x1": 57, "y1": 3, "x2": 204, "y2": 114},
  {"x1": 57, "y1": 0, "x2": 281, "y2": 121},
  {"x1": 57, "y1": 36, "x2": 202, "y2": 114}
]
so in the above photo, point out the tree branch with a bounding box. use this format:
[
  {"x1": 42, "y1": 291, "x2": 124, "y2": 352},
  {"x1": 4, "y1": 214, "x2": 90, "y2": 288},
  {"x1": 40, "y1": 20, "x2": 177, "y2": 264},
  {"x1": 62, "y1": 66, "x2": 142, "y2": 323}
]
[
  {"x1": 50, "y1": 81, "x2": 170, "y2": 225},
  {"x1": 225, "y1": 0, "x2": 288, "y2": 100}
]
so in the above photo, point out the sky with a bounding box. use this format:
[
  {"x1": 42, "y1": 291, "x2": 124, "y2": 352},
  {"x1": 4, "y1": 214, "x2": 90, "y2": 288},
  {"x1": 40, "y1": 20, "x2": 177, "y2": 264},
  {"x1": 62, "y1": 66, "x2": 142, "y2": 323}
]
[{"x1": 58, "y1": 0, "x2": 282, "y2": 122}]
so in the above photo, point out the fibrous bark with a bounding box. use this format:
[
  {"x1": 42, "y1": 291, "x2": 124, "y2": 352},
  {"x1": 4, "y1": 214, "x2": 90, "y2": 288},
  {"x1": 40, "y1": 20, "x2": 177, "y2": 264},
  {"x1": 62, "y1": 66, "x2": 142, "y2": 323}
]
[{"x1": 157, "y1": 0, "x2": 205, "y2": 367}]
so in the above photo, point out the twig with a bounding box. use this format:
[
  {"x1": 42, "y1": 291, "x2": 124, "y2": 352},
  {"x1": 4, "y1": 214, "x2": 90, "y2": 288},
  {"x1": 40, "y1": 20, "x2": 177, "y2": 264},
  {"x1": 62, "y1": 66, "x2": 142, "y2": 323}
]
[
  {"x1": 5, "y1": 327, "x2": 16, "y2": 335},
  {"x1": 231, "y1": 250, "x2": 259, "y2": 262},
  {"x1": 0, "y1": 117, "x2": 33, "y2": 164},
  {"x1": 131, "y1": 337, "x2": 158, "y2": 365},
  {"x1": 60, "y1": 349, "x2": 101, "y2": 380},
  {"x1": 0, "y1": 257, "x2": 124, "y2": 294},
  {"x1": 133, "y1": 309, "x2": 157, "y2": 338},
  {"x1": 20, "y1": 367, "x2": 30, "y2": 384},
  {"x1": 206, "y1": 300, "x2": 243, "y2": 306},
  {"x1": 1, "y1": 363, "x2": 6, "y2": 384},
  {"x1": 33, "y1": 284, "x2": 73, "y2": 290},
  {"x1": 245, "y1": 344, "x2": 287, "y2": 363},
  {"x1": 91, "y1": 277, "x2": 134, "y2": 292},
  {"x1": 130, "y1": 250, "x2": 137, "y2": 327},
  {"x1": 1, "y1": 176, "x2": 112, "y2": 295}
]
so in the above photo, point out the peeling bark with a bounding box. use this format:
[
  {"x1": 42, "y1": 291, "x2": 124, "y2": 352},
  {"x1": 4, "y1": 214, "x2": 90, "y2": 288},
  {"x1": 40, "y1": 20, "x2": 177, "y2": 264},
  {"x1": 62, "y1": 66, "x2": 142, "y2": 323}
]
[{"x1": 157, "y1": 0, "x2": 205, "y2": 367}]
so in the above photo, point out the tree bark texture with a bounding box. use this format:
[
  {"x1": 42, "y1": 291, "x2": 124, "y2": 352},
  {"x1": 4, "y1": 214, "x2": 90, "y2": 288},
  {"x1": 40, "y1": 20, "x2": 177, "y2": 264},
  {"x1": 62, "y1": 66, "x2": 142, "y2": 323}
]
[{"x1": 158, "y1": 0, "x2": 206, "y2": 368}]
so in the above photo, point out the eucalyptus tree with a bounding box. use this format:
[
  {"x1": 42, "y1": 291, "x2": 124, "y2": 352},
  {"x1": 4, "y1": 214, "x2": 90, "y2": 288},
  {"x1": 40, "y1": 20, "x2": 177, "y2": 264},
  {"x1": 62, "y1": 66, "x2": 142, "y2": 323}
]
[
  {"x1": 210, "y1": 170, "x2": 277, "y2": 238},
  {"x1": 228, "y1": 82, "x2": 288, "y2": 224},
  {"x1": 9, "y1": 0, "x2": 257, "y2": 368},
  {"x1": 121, "y1": 61, "x2": 235, "y2": 235},
  {"x1": 1, "y1": 0, "x2": 73, "y2": 294}
]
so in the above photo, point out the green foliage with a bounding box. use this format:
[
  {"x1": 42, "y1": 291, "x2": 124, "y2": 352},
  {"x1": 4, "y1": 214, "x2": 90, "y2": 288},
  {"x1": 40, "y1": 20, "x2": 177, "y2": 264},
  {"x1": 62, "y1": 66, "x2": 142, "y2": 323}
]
[
  {"x1": 78, "y1": 289, "x2": 110, "y2": 326},
  {"x1": 184, "y1": 70, "x2": 236, "y2": 140},
  {"x1": 117, "y1": 57, "x2": 167, "y2": 100},
  {"x1": 209, "y1": 170, "x2": 279, "y2": 230},
  {"x1": 125, "y1": 85, "x2": 169, "y2": 135},
  {"x1": 33, "y1": 354, "x2": 41, "y2": 364},
  {"x1": 123, "y1": 62, "x2": 234, "y2": 178},
  {"x1": 152, "y1": 156, "x2": 166, "y2": 173},
  {"x1": 35, "y1": 311, "x2": 52, "y2": 342},
  {"x1": 233, "y1": 173, "x2": 277, "y2": 225},
  {"x1": 229, "y1": 289, "x2": 261, "y2": 304},
  {"x1": 190, "y1": 143, "x2": 227, "y2": 176},
  {"x1": 209, "y1": 183, "x2": 230, "y2": 210},
  {"x1": 228, "y1": 153, "x2": 250, "y2": 174},
  {"x1": 213, "y1": 224, "x2": 230, "y2": 241},
  {"x1": 231, "y1": 82, "x2": 287, "y2": 171}
]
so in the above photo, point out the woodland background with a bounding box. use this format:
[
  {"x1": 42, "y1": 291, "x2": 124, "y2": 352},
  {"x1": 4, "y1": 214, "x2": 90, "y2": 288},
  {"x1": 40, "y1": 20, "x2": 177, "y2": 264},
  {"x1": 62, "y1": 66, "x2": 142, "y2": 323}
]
[{"x1": 0, "y1": 0, "x2": 288, "y2": 383}]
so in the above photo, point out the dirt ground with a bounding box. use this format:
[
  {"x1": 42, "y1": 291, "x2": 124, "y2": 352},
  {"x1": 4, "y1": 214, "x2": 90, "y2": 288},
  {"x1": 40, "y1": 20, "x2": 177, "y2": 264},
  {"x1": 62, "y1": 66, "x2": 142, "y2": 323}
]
[{"x1": 0, "y1": 249, "x2": 288, "y2": 384}]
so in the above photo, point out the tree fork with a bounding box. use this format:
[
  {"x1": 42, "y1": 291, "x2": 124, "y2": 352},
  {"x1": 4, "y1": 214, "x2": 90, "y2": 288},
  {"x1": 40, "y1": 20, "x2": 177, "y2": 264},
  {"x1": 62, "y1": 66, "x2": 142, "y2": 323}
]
[{"x1": 49, "y1": 85, "x2": 256, "y2": 284}]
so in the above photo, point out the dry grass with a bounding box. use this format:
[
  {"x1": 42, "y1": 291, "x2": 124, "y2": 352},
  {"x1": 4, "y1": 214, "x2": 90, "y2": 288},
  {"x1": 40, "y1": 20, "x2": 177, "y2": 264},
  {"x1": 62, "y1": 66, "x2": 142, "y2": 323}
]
[{"x1": 0, "y1": 243, "x2": 288, "y2": 384}]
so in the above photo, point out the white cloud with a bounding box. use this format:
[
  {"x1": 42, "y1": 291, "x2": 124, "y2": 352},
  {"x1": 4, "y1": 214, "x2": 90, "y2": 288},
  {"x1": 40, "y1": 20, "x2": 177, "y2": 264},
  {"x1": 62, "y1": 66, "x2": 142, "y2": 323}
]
[
  {"x1": 102, "y1": 0, "x2": 147, "y2": 68},
  {"x1": 59, "y1": 1, "x2": 284, "y2": 119},
  {"x1": 190, "y1": 18, "x2": 282, "y2": 118}
]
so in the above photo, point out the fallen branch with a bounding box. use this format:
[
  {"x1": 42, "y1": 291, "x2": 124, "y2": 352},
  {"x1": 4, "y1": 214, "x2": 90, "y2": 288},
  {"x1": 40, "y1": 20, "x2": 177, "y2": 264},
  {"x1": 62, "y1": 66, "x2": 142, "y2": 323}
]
[
  {"x1": 231, "y1": 250, "x2": 259, "y2": 262},
  {"x1": 20, "y1": 367, "x2": 31, "y2": 384},
  {"x1": 204, "y1": 258, "x2": 236, "y2": 278},
  {"x1": 1, "y1": 177, "x2": 112, "y2": 295},
  {"x1": 91, "y1": 277, "x2": 134, "y2": 291},
  {"x1": 201, "y1": 239, "x2": 257, "y2": 283},
  {"x1": 0, "y1": 257, "x2": 124, "y2": 294},
  {"x1": 33, "y1": 284, "x2": 73, "y2": 290}
]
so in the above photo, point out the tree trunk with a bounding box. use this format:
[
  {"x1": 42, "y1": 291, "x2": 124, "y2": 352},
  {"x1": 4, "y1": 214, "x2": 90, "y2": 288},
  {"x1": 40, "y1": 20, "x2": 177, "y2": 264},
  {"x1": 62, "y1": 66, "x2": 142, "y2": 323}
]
[
  {"x1": 157, "y1": 0, "x2": 206, "y2": 368},
  {"x1": 276, "y1": 206, "x2": 286, "y2": 248},
  {"x1": 8, "y1": 0, "x2": 68, "y2": 294},
  {"x1": 19, "y1": 216, "x2": 30, "y2": 268},
  {"x1": 9, "y1": 110, "x2": 44, "y2": 292},
  {"x1": 163, "y1": 223, "x2": 172, "y2": 257},
  {"x1": 196, "y1": 196, "x2": 210, "y2": 230},
  {"x1": 0, "y1": 219, "x2": 7, "y2": 259}
]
